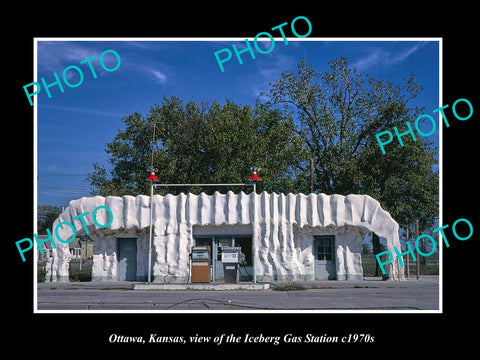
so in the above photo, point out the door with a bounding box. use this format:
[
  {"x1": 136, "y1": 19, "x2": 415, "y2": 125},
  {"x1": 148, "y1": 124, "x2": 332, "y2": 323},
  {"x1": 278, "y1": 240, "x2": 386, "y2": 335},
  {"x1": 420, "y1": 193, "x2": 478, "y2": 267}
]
[
  {"x1": 314, "y1": 236, "x2": 336, "y2": 280},
  {"x1": 234, "y1": 237, "x2": 253, "y2": 281},
  {"x1": 117, "y1": 238, "x2": 137, "y2": 281}
]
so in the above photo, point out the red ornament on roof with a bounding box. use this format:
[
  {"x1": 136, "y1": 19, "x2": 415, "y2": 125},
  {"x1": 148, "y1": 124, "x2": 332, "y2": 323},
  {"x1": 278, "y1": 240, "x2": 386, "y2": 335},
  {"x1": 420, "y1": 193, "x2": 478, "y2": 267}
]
[
  {"x1": 147, "y1": 172, "x2": 159, "y2": 181},
  {"x1": 250, "y1": 171, "x2": 260, "y2": 181}
]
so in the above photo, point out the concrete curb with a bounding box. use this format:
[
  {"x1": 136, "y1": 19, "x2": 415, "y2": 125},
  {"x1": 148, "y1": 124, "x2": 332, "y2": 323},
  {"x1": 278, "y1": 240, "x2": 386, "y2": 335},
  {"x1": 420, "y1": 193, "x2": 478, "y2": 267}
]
[{"x1": 132, "y1": 283, "x2": 269, "y2": 291}]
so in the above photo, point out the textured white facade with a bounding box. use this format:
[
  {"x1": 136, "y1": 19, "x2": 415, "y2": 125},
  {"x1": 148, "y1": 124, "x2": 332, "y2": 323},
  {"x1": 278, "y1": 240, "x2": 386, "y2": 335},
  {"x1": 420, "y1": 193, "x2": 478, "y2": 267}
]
[{"x1": 46, "y1": 192, "x2": 404, "y2": 282}]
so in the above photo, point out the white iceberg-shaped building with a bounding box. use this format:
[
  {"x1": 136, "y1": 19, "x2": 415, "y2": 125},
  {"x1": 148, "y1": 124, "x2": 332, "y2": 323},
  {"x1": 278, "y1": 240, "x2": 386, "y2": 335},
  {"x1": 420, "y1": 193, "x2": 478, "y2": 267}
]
[{"x1": 46, "y1": 191, "x2": 404, "y2": 282}]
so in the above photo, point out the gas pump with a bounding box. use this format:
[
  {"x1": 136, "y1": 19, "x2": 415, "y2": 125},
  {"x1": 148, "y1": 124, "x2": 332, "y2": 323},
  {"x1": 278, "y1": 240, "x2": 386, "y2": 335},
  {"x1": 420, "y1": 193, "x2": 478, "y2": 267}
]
[
  {"x1": 221, "y1": 246, "x2": 242, "y2": 283},
  {"x1": 190, "y1": 246, "x2": 210, "y2": 283}
]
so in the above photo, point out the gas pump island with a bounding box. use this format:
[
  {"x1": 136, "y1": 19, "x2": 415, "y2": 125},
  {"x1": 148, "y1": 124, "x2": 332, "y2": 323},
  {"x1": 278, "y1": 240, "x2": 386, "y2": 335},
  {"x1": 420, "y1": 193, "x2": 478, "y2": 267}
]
[
  {"x1": 133, "y1": 244, "x2": 267, "y2": 290},
  {"x1": 190, "y1": 246, "x2": 244, "y2": 284}
]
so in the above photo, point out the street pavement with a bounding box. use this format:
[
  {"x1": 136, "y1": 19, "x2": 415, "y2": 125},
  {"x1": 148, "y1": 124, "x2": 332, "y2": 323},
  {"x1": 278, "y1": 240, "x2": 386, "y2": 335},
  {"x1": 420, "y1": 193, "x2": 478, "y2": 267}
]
[{"x1": 36, "y1": 276, "x2": 439, "y2": 311}]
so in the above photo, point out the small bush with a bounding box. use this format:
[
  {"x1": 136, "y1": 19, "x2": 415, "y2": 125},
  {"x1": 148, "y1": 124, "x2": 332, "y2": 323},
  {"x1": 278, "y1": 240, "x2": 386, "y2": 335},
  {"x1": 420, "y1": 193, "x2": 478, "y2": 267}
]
[
  {"x1": 69, "y1": 268, "x2": 92, "y2": 282},
  {"x1": 273, "y1": 283, "x2": 306, "y2": 291},
  {"x1": 37, "y1": 266, "x2": 46, "y2": 283}
]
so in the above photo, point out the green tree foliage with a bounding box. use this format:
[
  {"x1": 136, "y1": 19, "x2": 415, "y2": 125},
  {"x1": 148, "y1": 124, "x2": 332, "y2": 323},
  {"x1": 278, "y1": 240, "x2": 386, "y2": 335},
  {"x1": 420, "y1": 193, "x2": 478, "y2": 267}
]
[
  {"x1": 87, "y1": 56, "x2": 438, "y2": 233},
  {"x1": 87, "y1": 96, "x2": 305, "y2": 196},
  {"x1": 37, "y1": 205, "x2": 62, "y2": 234},
  {"x1": 263, "y1": 57, "x2": 438, "y2": 229}
]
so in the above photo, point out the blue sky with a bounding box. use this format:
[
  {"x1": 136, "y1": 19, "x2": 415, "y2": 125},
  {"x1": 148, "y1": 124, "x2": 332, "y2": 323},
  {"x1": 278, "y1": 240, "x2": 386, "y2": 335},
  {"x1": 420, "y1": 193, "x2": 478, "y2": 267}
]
[{"x1": 35, "y1": 38, "x2": 440, "y2": 206}]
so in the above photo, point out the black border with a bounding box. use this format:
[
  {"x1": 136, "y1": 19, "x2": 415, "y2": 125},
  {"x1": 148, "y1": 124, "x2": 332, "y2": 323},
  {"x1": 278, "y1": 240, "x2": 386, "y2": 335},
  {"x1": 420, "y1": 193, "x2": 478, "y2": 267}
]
[{"x1": 6, "y1": 5, "x2": 478, "y2": 353}]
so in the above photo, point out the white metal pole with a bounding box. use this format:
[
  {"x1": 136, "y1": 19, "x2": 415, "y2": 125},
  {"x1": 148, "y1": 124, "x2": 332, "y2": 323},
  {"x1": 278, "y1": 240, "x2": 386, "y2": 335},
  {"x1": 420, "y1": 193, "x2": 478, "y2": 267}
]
[
  {"x1": 253, "y1": 246, "x2": 256, "y2": 283},
  {"x1": 148, "y1": 182, "x2": 154, "y2": 283},
  {"x1": 252, "y1": 184, "x2": 257, "y2": 283}
]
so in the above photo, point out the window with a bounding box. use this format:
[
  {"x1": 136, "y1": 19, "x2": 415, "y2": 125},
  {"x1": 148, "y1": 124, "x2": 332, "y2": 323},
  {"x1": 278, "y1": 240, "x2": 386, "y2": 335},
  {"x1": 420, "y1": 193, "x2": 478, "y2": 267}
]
[{"x1": 315, "y1": 236, "x2": 334, "y2": 261}]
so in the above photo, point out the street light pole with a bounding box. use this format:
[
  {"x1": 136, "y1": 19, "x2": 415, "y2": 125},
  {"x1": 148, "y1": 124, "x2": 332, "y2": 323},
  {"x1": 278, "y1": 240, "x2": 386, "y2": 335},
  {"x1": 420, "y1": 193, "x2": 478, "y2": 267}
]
[
  {"x1": 148, "y1": 181, "x2": 154, "y2": 284},
  {"x1": 249, "y1": 167, "x2": 261, "y2": 283},
  {"x1": 146, "y1": 170, "x2": 159, "y2": 284}
]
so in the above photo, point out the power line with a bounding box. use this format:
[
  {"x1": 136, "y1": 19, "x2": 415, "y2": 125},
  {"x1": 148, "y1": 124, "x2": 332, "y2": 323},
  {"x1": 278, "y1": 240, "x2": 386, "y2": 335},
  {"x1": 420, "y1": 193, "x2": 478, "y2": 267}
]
[
  {"x1": 38, "y1": 185, "x2": 90, "y2": 190},
  {"x1": 38, "y1": 186, "x2": 91, "y2": 195},
  {"x1": 38, "y1": 173, "x2": 89, "y2": 176}
]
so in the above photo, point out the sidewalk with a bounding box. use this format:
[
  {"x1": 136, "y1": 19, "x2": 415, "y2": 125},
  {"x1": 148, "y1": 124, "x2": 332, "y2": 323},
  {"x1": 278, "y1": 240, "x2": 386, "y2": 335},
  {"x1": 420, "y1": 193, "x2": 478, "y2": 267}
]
[{"x1": 37, "y1": 275, "x2": 439, "y2": 290}]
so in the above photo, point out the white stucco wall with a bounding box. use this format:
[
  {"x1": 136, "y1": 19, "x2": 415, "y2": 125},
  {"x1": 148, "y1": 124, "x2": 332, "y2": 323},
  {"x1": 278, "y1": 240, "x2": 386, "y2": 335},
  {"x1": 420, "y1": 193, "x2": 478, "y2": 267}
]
[{"x1": 48, "y1": 192, "x2": 404, "y2": 282}]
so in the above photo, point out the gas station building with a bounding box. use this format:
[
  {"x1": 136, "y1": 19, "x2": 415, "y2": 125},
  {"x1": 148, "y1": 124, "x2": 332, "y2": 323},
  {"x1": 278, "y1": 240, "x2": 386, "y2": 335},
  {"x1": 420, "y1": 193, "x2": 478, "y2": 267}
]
[{"x1": 46, "y1": 191, "x2": 404, "y2": 282}]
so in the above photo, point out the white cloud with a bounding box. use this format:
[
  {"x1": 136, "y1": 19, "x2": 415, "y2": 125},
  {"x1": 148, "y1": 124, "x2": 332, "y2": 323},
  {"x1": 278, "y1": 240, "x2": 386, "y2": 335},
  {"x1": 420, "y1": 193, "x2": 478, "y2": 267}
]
[
  {"x1": 150, "y1": 69, "x2": 167, "y2": 84},
  {"x1": 353, "y1": 50, "x2": 383, "y2": 71},
  {"x1": 392, "y1": 42, "x2": 426, "y2": 63},
  {"x1": 39, "y1": 104, "x2": 124, "y2": 118},
  {"x1": 245, "y1": 52, "x2": 296, "y2": 99},
  {"x1": 353, "y1": 42, "x2": 428, "y2": 71},
  {"x1": 37, "y1": 42, "x2": 100, "y2": 72},
  {"x1": 131, "y1": 65, "x2": 169, "y2": 84}
]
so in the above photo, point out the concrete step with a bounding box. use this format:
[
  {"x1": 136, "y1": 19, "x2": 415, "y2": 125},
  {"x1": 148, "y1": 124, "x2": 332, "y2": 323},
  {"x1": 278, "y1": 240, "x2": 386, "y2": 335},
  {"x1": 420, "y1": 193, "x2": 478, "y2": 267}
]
[{"x1": 132, "y1": 282, "x2": 269, "y2": 291}]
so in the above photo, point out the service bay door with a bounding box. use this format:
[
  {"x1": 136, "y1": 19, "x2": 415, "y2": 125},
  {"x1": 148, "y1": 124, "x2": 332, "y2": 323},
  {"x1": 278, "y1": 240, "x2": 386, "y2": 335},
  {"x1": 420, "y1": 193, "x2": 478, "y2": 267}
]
[{"x1": 117, "y1": 238, "x2": 137, "y2": 281}]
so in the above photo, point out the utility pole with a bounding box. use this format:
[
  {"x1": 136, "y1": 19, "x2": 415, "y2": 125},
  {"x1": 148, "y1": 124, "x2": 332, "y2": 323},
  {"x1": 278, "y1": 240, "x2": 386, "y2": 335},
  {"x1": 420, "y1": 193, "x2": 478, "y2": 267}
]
[
  {"x1": 310, "y1": 158, "x2": 314, "y2": 194},
  {"x1": 79, "y1": 239, "x2": 82, "y2": 271},
  {"x1": 416, "y1": 220, "x2": 420, "y2": 280},
  {"x1": 405, "y1": 225, "x2": 409, "y2": 277}
]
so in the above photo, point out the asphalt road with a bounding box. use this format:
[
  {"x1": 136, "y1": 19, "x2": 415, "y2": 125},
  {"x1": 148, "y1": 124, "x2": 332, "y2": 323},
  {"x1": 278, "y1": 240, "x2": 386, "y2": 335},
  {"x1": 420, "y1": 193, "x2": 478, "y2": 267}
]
[{"x1": 36, "y1": 276, "x2": 439, "y2": 311}]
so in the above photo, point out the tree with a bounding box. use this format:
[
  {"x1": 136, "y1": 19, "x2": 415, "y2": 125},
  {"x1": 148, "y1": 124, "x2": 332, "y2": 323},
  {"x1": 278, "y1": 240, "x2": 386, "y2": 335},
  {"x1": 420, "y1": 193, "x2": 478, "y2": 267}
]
[
  {"x1": 263, "y1": 57, "x2": 439, "y2": 270},
  {"x1": 37, "y1": 205, "x2": 62, "y2": 234},
  {"x1": 87, "y1": 96, "x2": 305, "y2": 196}
]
